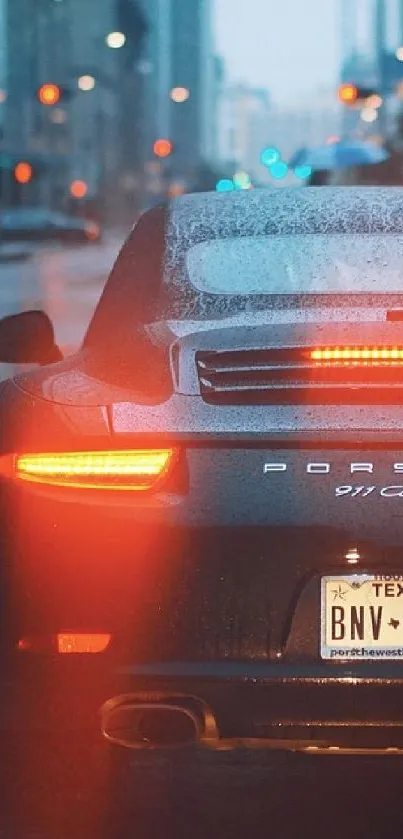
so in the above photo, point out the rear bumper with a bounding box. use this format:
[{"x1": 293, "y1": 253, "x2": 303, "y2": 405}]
[{"x1": 2, "y1": 656, "x2": 403, "y2": 755}]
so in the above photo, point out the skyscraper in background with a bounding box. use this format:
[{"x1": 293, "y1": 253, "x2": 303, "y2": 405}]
[
  {"x1": 3, "y1": 0, "x2": 148, "y2": 218},
  {"x1": 138, "y1": 0, "x2": 172, "y2": 162},
  {"x1": 139, "y1": 0, "x2": 217, "y2": 199},
  {"x1": 218, "y1": 83, "x2": 271, "y2": 181},
  {"x1": 0, "y1": 0, "x2": 6, "y2": 111},
  {"x1": 169, "y1": 0, "x2": 215, "y2": 179},
  {"x1": 1, "y1": 0, "x2": 217, "y2": 213}
]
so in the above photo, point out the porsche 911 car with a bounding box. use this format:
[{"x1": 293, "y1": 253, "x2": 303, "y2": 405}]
[{"x1": 2, "y1": 186, "x2": 403, "y2": 759}]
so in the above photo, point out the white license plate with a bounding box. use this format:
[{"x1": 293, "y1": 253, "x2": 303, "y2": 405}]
[{"x1": 321, "y1": 574, "x2": 403, "y2": 660}]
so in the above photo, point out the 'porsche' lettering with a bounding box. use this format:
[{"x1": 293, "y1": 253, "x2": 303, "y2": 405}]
[
  {"x1": 306, "y1": 463, "x2": 330, "y2": 474},
  {"x1": 263, "y1": 461, "x2": 403, "y2": 476}
]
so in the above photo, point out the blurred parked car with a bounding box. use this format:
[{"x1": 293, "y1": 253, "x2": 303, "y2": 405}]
[{"x1": 0, "y1": 207, "x2": 102, "y2": 245}]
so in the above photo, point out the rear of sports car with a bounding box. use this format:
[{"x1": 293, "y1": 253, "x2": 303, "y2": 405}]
[
  {"x1": 3, "y1": 318, "x2": 403, "y2": 759},
  {"x1": 3, "y1": 189, "x2": 403, "y2": 763}
]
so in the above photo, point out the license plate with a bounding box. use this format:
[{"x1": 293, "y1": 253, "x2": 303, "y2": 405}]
[{"x1": 321, "y1": 574, "x2": 403, "y2": 660}]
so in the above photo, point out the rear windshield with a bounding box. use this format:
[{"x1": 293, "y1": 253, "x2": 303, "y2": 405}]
[{"x1": 185, "y1": 234, "x2": 403, "y2": 295}]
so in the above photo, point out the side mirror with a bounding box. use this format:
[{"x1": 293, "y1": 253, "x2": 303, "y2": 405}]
[{"x1": 0, "y1": 310, "x2": 63, "y2": 365}]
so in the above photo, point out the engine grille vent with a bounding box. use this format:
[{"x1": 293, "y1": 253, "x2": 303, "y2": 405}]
[{"x1": 196, "y1": 347, "x2": 403, "y2": 405}]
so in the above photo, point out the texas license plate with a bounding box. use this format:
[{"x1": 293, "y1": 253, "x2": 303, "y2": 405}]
[{"x1": 321, "y1": 574, "x2": 403, "y2": 660}]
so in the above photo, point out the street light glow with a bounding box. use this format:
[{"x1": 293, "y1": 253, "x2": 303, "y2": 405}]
[
  {"x1": 170, "y1": 87, "x2": 190, "y2": 103},
  {"x1": 38, "y1": 83, "x2": 61, "y2": 105},
  {"x1": 365, "y1": 94, "x2": 383, "y2": 109},
  {"x1": 361, "y1": 107, "x2": 378, "y2": 123},
  {"x1": 14, "y1": 162, "x2": 33, "y2": 184},
  {"x1": 70, "y1": 180, "x2": 88, "y2": 198},
  {"x1": 78, "y1": 75, "x2": 96, "y2": 91},
  {"x1": 106, "y1": 32, "x2": 126, "y2": 49}
]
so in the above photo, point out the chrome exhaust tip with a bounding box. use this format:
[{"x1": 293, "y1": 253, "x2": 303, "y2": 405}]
[{"x1": 100, "y1": 693, "x2": 218, "y2": 750}]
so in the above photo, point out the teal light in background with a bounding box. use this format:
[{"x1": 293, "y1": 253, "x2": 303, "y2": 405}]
[
  {"x1": 269, "y1": 161, "x2": 288, "y2": 180},
  {"x1": 260, "y1": 147, "x2": 280, "y2": 167},
  {"x1": 294, "y1": 164, "x2": 312, "y2": 180},
  {"x1": 216, "y1": 179, "x2": 234, "y2": 192},
  {"x1": 233, "y1": 171, "x2": 251, "y2": 190}
]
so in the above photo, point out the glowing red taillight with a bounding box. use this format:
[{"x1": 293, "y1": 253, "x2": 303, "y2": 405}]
[
  {"x1": 0, "y1": 449, "x2": 176, "y2": 490},
  {"x1": 310, "y1": 347, "x2": 403, "y2": 364},
  {"x1": 18, "y1": 633, "x2": 111, "y2": 654}
]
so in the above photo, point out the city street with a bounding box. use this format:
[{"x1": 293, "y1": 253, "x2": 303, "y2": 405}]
[{"x1": 0, "y1": 236, "x2": 123, "y2": 378}]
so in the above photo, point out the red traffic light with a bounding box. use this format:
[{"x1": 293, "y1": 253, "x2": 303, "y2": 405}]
[
  {"x1": 338, "y1": 83, "x2": 358, "y2": 104},
  {"x1": 14, "y1": 162, "x2": 33, "y2": 184},
  {"x1": 153, "y1": 139, "x2": 173, "y2": 158},
  {"x1": 38, "y1": 83, "x2": 61, "y2": 105}
]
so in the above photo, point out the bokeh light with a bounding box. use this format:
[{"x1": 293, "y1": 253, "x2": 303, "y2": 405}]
[
  {"x1": 338, "y1": 83, "x2": 358, "y2": 104},
  {"x1": 233, "y1": 171, "x2": 251, "y2": 190},
  {"x1": 14, "y1": 162, "x2": 33, "y2": 184},
  {"x1": 294, "y1": 164, "x2": 312, "y2": 180},
  {"x1": 106, "y1": 32, "x2": 126, "y2": 49},
  {"x1": 78, "y1": 75, "x2": 96, "y2": 91},
  {"x1": 153, "y1": 138, "x2": 173, "y2": 158},
  {"x1": 396, "y1": 46, "x2": 403, "y2": 61},
  {"x1": 50, "y1": 108, "x2": 67, "y2": 124},
  {"x1": 260, "y1": 146, "x2": 280, "y2": 167},
  {"x1": 38, "y1": 83, "x2": 61, "y2": 105},
  {"x1": 70, "y1": 180, "x2": 88, "y2": 198},
  {"x1": 216, "y1": 179, "x2": 234, "y2": 192},
  {"x1": 170, "y1": 87, "x2": 190, "y2": 103},
  {"x1": 361, "y1": 107, "x2": 378, "y2": 123},
  {"x1": 269, "y1": 161, "x2": 289, "y2": 180},
  {"x1": 365, "y1": 94, "x2": 383, "y2": 109}
]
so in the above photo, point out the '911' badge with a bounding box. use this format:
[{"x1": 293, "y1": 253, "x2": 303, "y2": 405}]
[{"x1": 335, "y1": 486, "x2": 403, "y2": 498}]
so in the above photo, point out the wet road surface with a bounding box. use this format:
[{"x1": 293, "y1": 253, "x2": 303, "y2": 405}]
[{"x1": 2, "y1": 735, "x2": 403, "y2": 839}]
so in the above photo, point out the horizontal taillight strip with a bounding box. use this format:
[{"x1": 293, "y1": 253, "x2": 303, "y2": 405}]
[
  {"x1": 311, "y1": 347, "x2": 403, "y2": 363},
  {"x1": 18, "y1": 633, "x2": 111, "y2": 654},
  {"x1": 0, "y1": 449, "x2": 176, "y2": 489}
]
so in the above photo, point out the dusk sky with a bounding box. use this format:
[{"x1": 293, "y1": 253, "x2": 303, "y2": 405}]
[{"x1": 214, "y1": 0, "x2": 373, "y2": 106}]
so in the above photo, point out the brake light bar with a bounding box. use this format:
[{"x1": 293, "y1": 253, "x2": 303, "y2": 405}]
[
  {"x1": 2, "y1": 449, "x2": 176, "y2": 490},
  {"x1": 18, "y1": 633, "x2": 111, "y2": 654},
  {"x1": 310, "y1": 347, "x2": 403, "y2": 363}
]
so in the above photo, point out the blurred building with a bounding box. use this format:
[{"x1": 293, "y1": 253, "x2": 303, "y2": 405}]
[
  {"x1": 2, "y1": 0, "x2": 148, "y2": 219},
  {"x1": 137, "y1": 0, "x2": 218, "y2": 203},
  {"x1": 168, "y1": 0, "x2": 216, "y2": 183},
  {"x1": 137, "y1": 0, "x2": 171, "y2": 162},
  {"x1": 0, "y1": 0, "x2": 6, "y2": 122},
  {"x1": 339, "y1": 0, "x2": 403, "y2": 144},
  {"x1": 218, "y1": 83, "x2": 271, "y2": 183},
  {"x1": 2, "y1": 0, "x2": 217, "y2": 214},
  {"x1": 266, "y1": 92, "x2": 341, "y2": 168}
]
